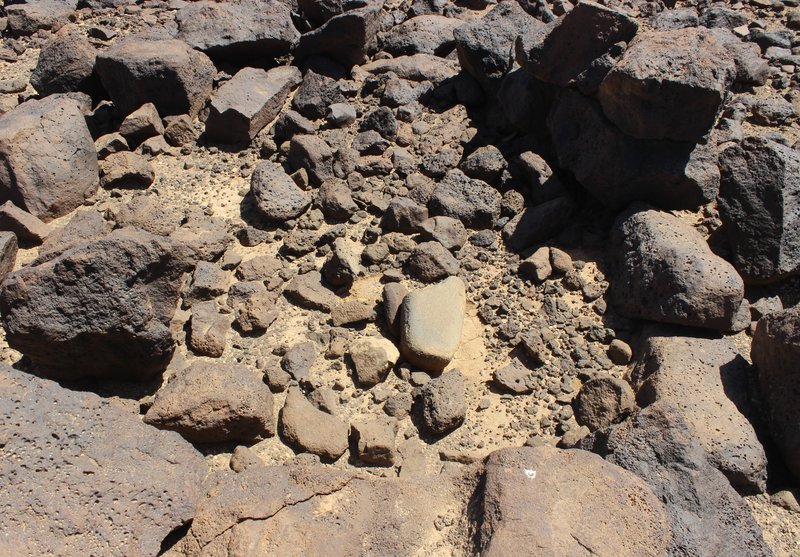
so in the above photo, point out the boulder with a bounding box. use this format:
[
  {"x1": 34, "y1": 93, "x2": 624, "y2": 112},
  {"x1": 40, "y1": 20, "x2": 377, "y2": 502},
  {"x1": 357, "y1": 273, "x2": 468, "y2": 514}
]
[
  {"x1": 288, "y1": 134, "x2": 334, "y2": 185},
  {"x1": 517, "y1": 1, "x2": 638, "y2": 87},
  {"x1": 350, "y1": 337, "x2": 400, "y2": 386},
  {"x1": 187, "y1": 301, "x2": 228, "y2": 357},
  {"x1": 360, "y1": 53, "x2": 459, "y2": 84},
  {"x1": 0, "y1": 228, "x2": 189, "y2": 379},
  {"x1": 420, "y1": 369, "x2": 466, "y2": 435},
  {"x1": 0, "y1": 96, "x2": 99, "y2": 222},
  {"x1": 292, "y1": 71, "x2": 346, "y2": 120},
  {"x1": 279, "y1": 387, "x2": 349, "y2": 461},
  {"x1": 317, "y1": 178, "x2": 358, "y2": 219},
  {"x1": 322, "y1": 237, "x2": 362, "y2": 287},
  {"x1": 145, "y1": 360, "x2": 275, "y2": 443},
  {"x1": 407, "y1": 241, "x2": 459, "y2": 282},
  {"x1": 175, "y1": 0, "x2": 298, "y2": 61},
  {"x1": 95, "y1": 38, "x2": 215, "y2": 118},
  {"x1": 419, "y1": 216, "x2": 468, "y2": 251},
  {"x1": 100, "y1": 151, "x2": 155, "y2": 189},
  {"x1": 718, "y1": 136, "x2": 800, "y2": 284},
  {"x1": 752, "y1": 306, "x2": 800, "y2": 482},
  {"x1": 400, "y1": 276, "x2": 465, "y2": 372},
  {"x1": 250, "y1": 161, "x2": 311, "y2": 222},
  {"x1": 598, "y1": 27, "x2": 735, "y2": 142},
  {"x1": 284, "y1": 270, "x2": 339, "y2": 312},
  {"x1": 6, "y1": 0, "x2": 72, "y2": 36},
  {"x1": 118, "y1": 102, "x2": 164, "y2": 146},
  {"x1": 574, "y1": 376, "x2": 636, "y2": 431},
  {"x1": 0, "y1": 232, "x2": 17, "y2": 283},
  {"x1": 382, "y1": 14, "x2": 462, "y2": 56},
  {"x1": 30, "y1": 25, "x2": 97, "y2": 96},
  {"x1": 0, "y1": 366, "x2": 205, "y2": 557},
  {"x1": 37, "y1": 209, "x2": 111, "y2": 261},
  {"x1": 351, "y1": 417, "x2": 398, "y2": 465},
  {"x1": 295, "y1": 0, "x2": 383, "y2": 67},
  {"x1": 228, "y1": 281, "x2": 279, "y2": 334},
  {"x1": 502, "y1": 196, "x2": 575, "y2": 251},
  {"x1": 633, "y1": 331, "x2": 767, "y2": 492},
  {"x1": 480, "y1": 446, "x2": 670, "y2": 557},
  {"x1": 206, "y1": 66, "x2": 302, "y2": 144},
  {"x1": 607, "y1": 206, "x2": 744, "y2": 330},
  {"x1": 0, "y1": 202, "x2": 50, "y2": 244},
  {"x1": 428, "y1": 169, "x2": 501, "y2": 229}
]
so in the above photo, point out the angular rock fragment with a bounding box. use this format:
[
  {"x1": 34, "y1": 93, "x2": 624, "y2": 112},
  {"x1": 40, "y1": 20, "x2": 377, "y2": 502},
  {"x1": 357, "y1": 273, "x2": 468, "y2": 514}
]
[
  {"x1": 350, "y1": 337, "x2": 400, "y2": 386},
  {"x1": 574, "y1": 376, "x2": 636, "y2": 431},
  {"x1": 420, "y1": 369, "x2": 466, "y2": 435},
  {"x1": 100, "y1": 151, "x2": 155, "y2": 189},
  {"x1": 360, "y1": 53, "x2": 459, "y2": 84},
  {"x1": 0, "y1": 231, "x2": 17, "y2": 283},
  {"x1": 118, "y1": 102, "x2": 163, "y2": 146},
  {"x1": 492, "y1": 359, "x2": 532, "y2": 394},
  {"x1": 6, "y1": 0, "x2": 72, "y2": 36},
  {"x1": 382, "y1": 14, "x2": 462, "y2": 56},
  {"x1": 284, "y1": 270, "x2": 339, "y2": 312},
  {"x1": 407, "y1": 241, "x2": 459, "y2": 282},
  {"x1": 228, "y1": 281, "x2": 279, "y2": 334},
  {"x1": 352, "y1": 417, "x2": 398, "y2": 465},
  {"x1": 502, "y1": 196, "x2": 574, "y2": 251},
  {"x1": 295, "y1": 1, "x2": 383, "y2": 67},
  {"x1": 0, "y1": 202, "x2": 50, "y2": 244},
  {"x1": 280, "y1": 387, "x2": 349, "y2": 461},
  {"x1": 250, "y1": 161, "x2": 311, "y2": 222},
  {"x1": 428, "y1": 169, "x2": 501, "y2": 229},
  {"x1": 30, "y1": 25, "x2": 97, "y2": 96},
  {"x1": 188, "y1": 301, "x2": 228, "y2": 357}
]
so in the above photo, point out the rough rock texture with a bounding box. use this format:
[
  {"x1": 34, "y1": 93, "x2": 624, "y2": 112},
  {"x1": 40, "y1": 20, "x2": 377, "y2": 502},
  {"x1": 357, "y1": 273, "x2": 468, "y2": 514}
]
[
  {"x1": 574, "y1": 375, "x2": 636, "y2": 431},
  {"x1": 30, "y1": 25, "x2": 97, "y2": 96},
  {"x1": 579, "y1": 402, "x2": 774, "y2": 557},
  {"x1": 428, "y1": 169, "x2": 501, "y2": 229},
  {"x1": 632, "y1": 331, "x2": 767, "y2": 491},
  {"x1": 598, "y1": 27, "x2": 735, "y2": 142},
  {"x1": 95, "y1": 38, "x2": 215, "y2": 117},
  {"x1": 295, "y1": 0, "x2": 383, "y2": 67},
  {"x1": 0, "y1": 366, "x2": 205, "y2": 557},
  {"x1": 0, "y1": 228, "x2": 189, "y2": 379},
  {"x1": 206, "y1": 66, "x2": 302, "y2": 144},
  {"x1": 279, "y1": 387, "x2": 349, "y2": 460},
  {"x1": 400, "y1": 276, "x2": 466, "y2": 372},
  {"x1": 480, "y1": 446, "x2": 670, "y2": 557},
  {"x1": 382, "y1": 14, "x2": 461, "y2": 56},
  {"x1": 420, "y1": 369, "x2": 466, "y2": 435},
  {"x1": 607, "y1": 206, "x2": 744, "y2": 330},
  {"x1": 250, "y1": 161, "x2": 311, "y2": 222},
  {"x1": 350, "y1": 336, "x2": 400, "y2": 386},
  {"x1": 144, "y1": 360, "x2": 275, "y2": 443},
  {"x1": 752, "y1": 306, "x2": 800, "y2": 482},
  {"x1": 175, "y1": 0, "x2": 298, "y2": 61},
  {"x1": 0, "y1": 96, "x2": 99, "y2": 222},
  {"x1": 718, "y1": 136, "x2": 800, "y2": 284}
]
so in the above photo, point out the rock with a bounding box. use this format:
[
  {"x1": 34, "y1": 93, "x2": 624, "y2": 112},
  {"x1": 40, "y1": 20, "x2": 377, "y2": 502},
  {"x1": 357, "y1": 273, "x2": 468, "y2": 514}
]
[
  {"x1": 751, "y1": 296, "x2": 783, "y2": 321},
  {"x1": 30, "y1": 25, "x2": 97, "y2": 96},
  {"x1": 455, "y1": 0, "x2": 539, "y2": 94},
  {"x1": 350, "y1": 337, "x2": 400, "y2": 386},
  {"x1": 36, "y1": 209, "x2": 111, "y2": 262},
  {"x1": 549, "y1": 246, "x2": 572, "y2": 274},
  {"x1": 163, "y1": 114, "x2": 197, "y2": 147},
  {"x1": 519, "y1": 246, "x2": 552, "y2": 282},
  {"x1": 381, "y1": 197, "x2": 429, "y2": 233},
  {"x1": 228, "y1": 281, "x2": 278, "y2": 334},
  {"x1": 709, "y1": 28, "x2": 769, "y2": 86},
  {"x1": 207, "y1": 66, "x2": 301, "y2": 144},
  {"x1": 322, "y1": 237, "x2": 362, "y2": 287},
  {"x1": 718, "y1": 136, "x2": 800, "y2": 284},
  {"x1": 279, "y1": 387, "x2": 349, "y2": 461},
  {"x1": 517, "y1": 1, "x2": 638, "y2": 87},
  {"x1": 95, "y1": 38, "x2": 215, "y2": 118},
  {"x1": 428, "y1": 169, "x2": 501, "y2": 230},
  {"x1": 188, "y1": 301, "x2": 228, "y2": 357},
  {"x1": 250, "y1": 161, "x2": 311, "y2": 222},
  {"x1": 288, "y1": 134, "x2": 334, "y2": 185},
  {"x1": 284, "y1": 270, "x2": 339, "y2": 312},
  {"x1": 95, "y1": 132, "x2": 128, "y2": 158},
  {"x1": 331, "y1": 300, "x2": 375, "y2": 327},
  {"x1": 360, "y1": 53, "x2": 459, "y2": 84},
  {"x1": 574, "y1": 376, "x2": 636, "y2": 431},
  {"x1": 0, "y1": 96, "x2": 99, "y2": 222},
  {"x1": 598, "y1": 27, "x2": 735, "y2": 142},
  {"x1": 700, "y1": 6, "x2": 749, "y2": 29},
  {"x1": 118, "y1": 103, "x2": 164, "y2": 146},
  {"x1": 418, "y1": 216, "x2": 468, "y2": 251},
  {"x1": 401, "y1": 276, "x2": 465, "y2": 372},
  {"x1": 607, "y1": 206, "x2": 744, "y2": 330},
  {"x1": 493, "y1": 359, "x2": 532, "y2": 394},
  {"x1": 175, "y1": 0, "x2": 298, "y2": 61},
  {"x1": 352, "y1": 417, "x2": 398, "y2": 465},
  {"x1": 0, "y1": 232, "x2": 17, "y2": 283},
  {"x1": 109, "y1": 194, "x2": 179, "y2": 236},
  {"x1": 0, "y1": 228, "x2": 189, "y2": 379},
  {"x1": 281, "y1": 341, "x2": 317, "y2": 381},
  {"x1": 0, "y1": 366, "x2": 205, "y2": 557},
  {"x1": 352, "y1": 130, "x2": 389, "y2": 155},
  {"x1": 318, "y1": 178, "x2": 358, "y2": 219},
  {"x1": 145, "y1": 360, "x2": 275, "y2": 443},
  {"x1": 295, "y1": 1, "x2": 383, "y2": 67},
  {"x1": 459, "y1": 145, "x2": 506, "y2": 184},
  {"x1": 185, "y1": 261, "x2": 228, "y2": 306},
  {"x1": 633, "y1": 331, "x2": 767, "y2": 492},
  {"x1": 327, "y1": 102, "x2": 356, "y2": 127},
  {"x1": 607, "y1": 338, "x2": 632, "y2": 364},
  {"x1": 382, "y1": 14, "x2": 461, "y2": 56},
  {"x1": 420, "y1": 369, "x2": 466, "y2": 435},
  {"x1": 752, "y1": 306, "x2": 800, "y2": 482},
  {"x1": 0, "y1": 202, "x2": 51, "y2": 244},
  {"x1": 578, "y1": 402, "x2": 774, "y2": 557},
  {"x1": 171, "y1": 208, "x2": 231, "y2": 263},
  {"x1": 652, "y1": 8, "x2": 698, "y2": 29},
  {"x1": 407, "y1": 241, "x2": 459, "y2": 282},
  {"x1": 548, "y1": 90, "x2": 720, "y2": 210},
  {"x1": 100, "y1": 151, "x2": 155, "y2": 189},
  {"x1": 6, "y1": 1, "x2": 72, "y2": 36},
  {"x1": 480, "y1": 446, "x2": 670, "y2": 557},
  {"x1": 502, "y1": 196, "x2": 575, "y2": 251},
  {"x1": 382, "y1": 282, "x2": 408, "y2": 337},
  {"x1": 292, "y1": 71, "x2": 346, "y2": 121}
]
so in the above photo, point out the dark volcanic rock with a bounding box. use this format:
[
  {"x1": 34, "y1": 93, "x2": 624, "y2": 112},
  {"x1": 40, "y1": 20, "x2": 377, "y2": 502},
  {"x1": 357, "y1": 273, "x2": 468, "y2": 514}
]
[
  {"x1": 0, "y1": 365, "x2": 205, "y2": 557},
  {"x1": 0, "y1": 228, "x2": 189, "y2": 379},
  {"x1": 428, "y1": 169, "x2": 501, "y2": 229},
  {"x1": 30, "y1": 25, "x2": 97, "y2": 96},
  {"x1": 420, "y1": 369, "x2": 466, "y2": 435},
  {"x1": 250, "y1": 161, "x2": 311, "y2": 222},
  {"x1": 382, "y1": 14, "x2": 462, "y2": 56},
  {"x1": 718, "y1": 136, "x2": 800, "y2": 284},
  {"x1": 295, "y1": 0, "x2": 383, "y2": 67}
]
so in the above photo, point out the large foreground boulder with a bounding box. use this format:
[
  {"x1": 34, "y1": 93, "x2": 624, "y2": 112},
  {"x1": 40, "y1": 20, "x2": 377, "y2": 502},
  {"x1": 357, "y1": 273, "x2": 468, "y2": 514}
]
[
  {"x1": 175, "y1": 0, "x2": 298, "y2": 61},
  {"x1": 607, "y1": 206, "x2": 744, "y2": 330},
  {"x1": 718, "y1": 136, "x2": 800, "y2": 284},
  {"x1": 480, "y1": 446, "x2": 670, "y2": 556},
  {"x1": 0, "y1": 96, "x2": 99, "y2": 222},
  {"x1": 96, "y1": 38, "x2": 215, "y2": 117},
  {"x1": 0, "y1": 366, "x2": 205, "y2": 557},
  {"x1": 752, "y1": 306, "x2": 800, "y2": 482},
  {"x1": 0, "y1": 228, "x2": 189, "y2": 379}
]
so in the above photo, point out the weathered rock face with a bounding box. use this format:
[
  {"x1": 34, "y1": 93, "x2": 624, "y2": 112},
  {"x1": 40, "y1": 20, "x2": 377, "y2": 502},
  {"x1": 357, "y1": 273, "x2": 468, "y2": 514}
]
[
  {"x1": 0, "y1": 96, "x2": 99, "y2": 222},
  {"x1": 6, "y1": 0, "x2": 73, "y2": 36},
  {"x1": 0, "y1": 228, "x2": 189, "y2": 379},
  {"x1": 752, "y1": 306, "x2": 800, "y2": 482},
  {"x1": 480, "y1": 446, "x2": 671, "y2": 557},
  {"x1": 206, "y1": 66, "x2": 302, "y2": 144},
  {"x1": 455, "y1": 0, "x2": 539, "y2": 95},
  {"x1": 175, "y1": 0, "x2": 298, "y2": 61},
  {"x1": 30, "y1": 25, "x2": 97, "y2": 96},
  {"x1": 598, "y1": 26, "x2": 735, "y2": 142},
  {"x1": 420, "y1": 369, "x2": 466, "y2": 435},
  {"x1": 0, "y1": 366, "x2": 205, "y2": 557},
  {"x1": 95, "y1": 38, "x2": 215, "y2": 117},
  {"x1": 579, "y1": 402, "x2": 774, "y2": 557},
  {"x1": 632, "y1": 330, "x2": 767, "y2": 492},
  {"x1": 250, "y1": 161, "x2": 311, "y2": 222},
  {"x1": 607, "y1": 206, "x2": 744, "y2": 330},
  {"x1": 574, "y1": 376, "x2": 636, "y2": 431},
  {"x1": 382, "y1": 14, "x2": 462, "y2": 56},
  {"x1": 428, "y1": 169, "x2": 501, "y2": 229},
  {"x1": 279, "y1": 387, "x2": 349, "y2": 461},
  {"x1": 548, "y1": 90, "x2": 720, "y2": 210},
  {"x1": 400, "y1": 276, "x2": 466, "y2": 372},
  {"x1": 718, "y1": 136, "x2": 800, "y2": 284},
  {"x1": 517, "y1": 1, "x2": 638, "y2": 88},
  {"x1": 144, "y1": 360, "x2": 275, "y2": 443}
]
